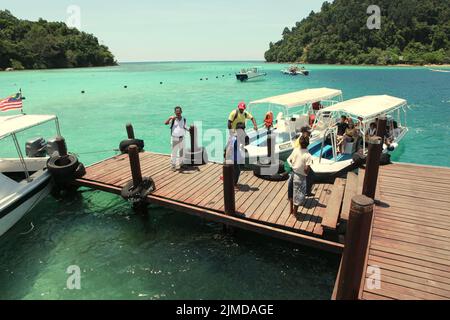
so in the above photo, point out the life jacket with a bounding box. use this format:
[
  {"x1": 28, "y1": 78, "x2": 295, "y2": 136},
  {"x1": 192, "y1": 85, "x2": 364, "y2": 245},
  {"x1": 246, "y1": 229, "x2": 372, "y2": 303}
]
[
  {"x1": 264, "y1": 111, "x2": 274, "y2": 129},
  {"x1": 309, "y1": 114, "x2": 316, "y2": 127}
]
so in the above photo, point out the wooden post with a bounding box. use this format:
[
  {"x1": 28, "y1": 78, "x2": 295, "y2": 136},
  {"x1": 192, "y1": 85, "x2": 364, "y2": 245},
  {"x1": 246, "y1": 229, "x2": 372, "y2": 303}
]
[
  {"x1": 376, "y1": 116, "x2": 387, "y2": 143},
  {"x1": 189, "y1": 125, "x2": 196, "y2": 164},
  {"x1": 128, "y1": 145, "x2": 143, "y2": 187},
  {"x1": 267, "y1": 128, "x2": 273, "y2": 159},
  {"x1": 223, "y1": 164, "x2": 236, "y2": 215},
  {"x1": 362, "y1": 136, "x2": 382, "y2": 199},
  {"x1": 335, "y1": 195, "x2": 374, "y2": 300},
  {"x1": 126, "y1": 123, "x2": 135, "y2": 139}
]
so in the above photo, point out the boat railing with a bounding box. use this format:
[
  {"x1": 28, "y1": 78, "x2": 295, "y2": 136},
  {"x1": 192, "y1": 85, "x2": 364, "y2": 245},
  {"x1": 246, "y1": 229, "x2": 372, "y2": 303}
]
[{"x1": 319, "y1": 126, "x2": 338, "y2": 164}]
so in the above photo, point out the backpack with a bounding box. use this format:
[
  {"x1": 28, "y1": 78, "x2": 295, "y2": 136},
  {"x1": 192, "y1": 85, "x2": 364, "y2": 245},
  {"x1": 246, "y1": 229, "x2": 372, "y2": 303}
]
[
  {"x1": 170, "y1": 117, "x2": 187, "y2": 134},
  {"x1": 232, "y1": 109, "x2": 247, "y2": 123}
]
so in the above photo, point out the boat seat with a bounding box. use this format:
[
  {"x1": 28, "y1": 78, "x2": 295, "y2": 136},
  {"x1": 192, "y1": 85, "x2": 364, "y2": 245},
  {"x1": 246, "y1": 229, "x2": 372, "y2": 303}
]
[{"x1": 312, "y1": 144, "x2": 333, "y2": 158}]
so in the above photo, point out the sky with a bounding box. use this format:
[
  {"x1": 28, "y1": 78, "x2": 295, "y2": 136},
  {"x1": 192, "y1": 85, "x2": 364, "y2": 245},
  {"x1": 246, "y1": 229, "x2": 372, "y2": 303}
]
[{"x1": 2, "y1": 0, "x2": 325, "y2": 62}]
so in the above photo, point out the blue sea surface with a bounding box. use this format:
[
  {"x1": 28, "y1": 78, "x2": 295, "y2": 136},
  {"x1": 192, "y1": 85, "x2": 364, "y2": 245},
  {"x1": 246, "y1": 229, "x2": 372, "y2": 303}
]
[{"x1": 0, "y1": 62, "x2": 449, "y2": 299}]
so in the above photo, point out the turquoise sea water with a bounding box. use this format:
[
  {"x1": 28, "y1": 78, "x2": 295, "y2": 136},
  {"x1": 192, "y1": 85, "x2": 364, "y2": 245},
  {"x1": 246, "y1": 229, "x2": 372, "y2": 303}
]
[{"x1": 0, "y1": 62, "x2": 449, "y2": 299}]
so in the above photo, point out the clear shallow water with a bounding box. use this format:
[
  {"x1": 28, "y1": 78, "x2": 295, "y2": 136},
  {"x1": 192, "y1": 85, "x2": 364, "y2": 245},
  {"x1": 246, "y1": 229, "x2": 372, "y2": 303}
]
[{"x1": 0, "y1": 62, "x2": 449, "y2": 299}]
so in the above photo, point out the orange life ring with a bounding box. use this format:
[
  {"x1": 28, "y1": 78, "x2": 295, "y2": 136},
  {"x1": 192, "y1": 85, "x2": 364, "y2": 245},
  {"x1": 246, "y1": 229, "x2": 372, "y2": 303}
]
[{"x1": 264, "y1": 111, "x2": 274, "y2": 129}]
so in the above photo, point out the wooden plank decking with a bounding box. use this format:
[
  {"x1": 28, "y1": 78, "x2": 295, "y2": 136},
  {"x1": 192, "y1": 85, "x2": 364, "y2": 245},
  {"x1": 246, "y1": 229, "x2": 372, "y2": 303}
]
[
  {"x1": 74, "y1": 151, "x2": 344, "y2": 253},
  {"x1": 360, "y1": 163, "x2": 450, "y2": 300}
]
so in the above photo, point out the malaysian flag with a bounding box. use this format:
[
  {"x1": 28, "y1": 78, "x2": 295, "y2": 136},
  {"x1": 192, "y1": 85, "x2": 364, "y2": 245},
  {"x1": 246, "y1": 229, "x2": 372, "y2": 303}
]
[{"x1": 0, "y1": 92, "x2": 23, "y2": 112}]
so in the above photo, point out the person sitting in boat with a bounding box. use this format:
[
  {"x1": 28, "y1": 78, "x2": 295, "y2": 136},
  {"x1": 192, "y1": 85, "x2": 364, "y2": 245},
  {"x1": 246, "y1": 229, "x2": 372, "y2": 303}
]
[
  {"x1": 342, "y1": 119, "x2": 358, "y2": 148},
  {"x1": 228, "y1": 102, "x2": 258, "y2": 132},
  {"x1": 366, "y1": 122, "x2": 377, "y2": 138},
  {"x1": 385, "y1": 121, "x2": 401, "y2": 150},
  {"x1": 335, "y1": 115, "x2": 348, "y2": 153}
]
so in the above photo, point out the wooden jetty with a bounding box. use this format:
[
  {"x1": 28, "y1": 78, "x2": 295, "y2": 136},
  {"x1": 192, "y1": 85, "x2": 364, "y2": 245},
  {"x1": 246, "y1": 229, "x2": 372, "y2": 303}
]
[
  {"x1": 333, "y1": 163, "x2": 450, "y2": 300},
  {"x1": 71, "y1": 125, "x2": 450, "y2": 300},
  {"x1": 74, "y1": 151, "x2": 345, "y2": 253}
]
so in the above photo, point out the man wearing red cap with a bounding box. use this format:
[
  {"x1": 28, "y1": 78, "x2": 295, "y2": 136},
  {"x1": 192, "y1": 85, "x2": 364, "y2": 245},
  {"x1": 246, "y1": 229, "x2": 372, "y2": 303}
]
[{"x1": 228, "y1": 102, "x2": 258, "y2": 132}]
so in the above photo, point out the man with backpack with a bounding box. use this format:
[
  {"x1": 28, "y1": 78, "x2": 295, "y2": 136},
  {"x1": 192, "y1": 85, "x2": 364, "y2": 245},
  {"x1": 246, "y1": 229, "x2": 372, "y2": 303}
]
[
  {"x1": 165, "y1": 106, "x2": 187, "y2": 171},
  {"x1": 228, "y1": 102, "x2": 258, "y2": 132}
]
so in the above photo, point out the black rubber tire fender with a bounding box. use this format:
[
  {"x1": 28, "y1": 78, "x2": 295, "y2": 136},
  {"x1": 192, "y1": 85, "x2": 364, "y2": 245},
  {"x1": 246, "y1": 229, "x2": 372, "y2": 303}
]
[
  {"x1": 121, "y1": 177, "x2": 156, "y2": 200},
  {"x1": 47, "y1": 154, "x2": 79, "y2": 179},
  {"x1": 254, "y1": 171, "x2": 290, "y2": 182},
  {"x1": 74, "y1": 162, "x2": 86, "y2": 179},
  {"x1": 253, "y1": 160, "x2": 285, "y2": 176},
  {"x1": 119, "y1": 139, "x2": 144, "y2": 154}
]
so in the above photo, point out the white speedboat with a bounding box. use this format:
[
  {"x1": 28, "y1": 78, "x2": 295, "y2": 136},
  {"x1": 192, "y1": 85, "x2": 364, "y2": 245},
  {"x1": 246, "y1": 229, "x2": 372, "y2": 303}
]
[
  {"x1": 236, "y1": 67, "x2": 267, "y2": 82},
  {"x1": 309, "y1": 95, "x2": 409, "y2": 179},
  {"x1": 0, "y1": 114, "x2": 62, "y2": 236},
  {"x1": 282, "y1": 65, "x2": 309, "y2": 76},
  {"x1": 243, "y1": 88, "x2": 343, "y2": 163}
]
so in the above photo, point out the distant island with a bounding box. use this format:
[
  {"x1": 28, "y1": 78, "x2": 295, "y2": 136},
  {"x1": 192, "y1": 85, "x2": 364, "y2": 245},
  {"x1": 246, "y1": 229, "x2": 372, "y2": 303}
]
[
  {"x1": 265, "y1": 0, "x2": 450, "y2": 65},
  {"x1": 0, "y1": 10, "x2": 116, "y2": 71}
]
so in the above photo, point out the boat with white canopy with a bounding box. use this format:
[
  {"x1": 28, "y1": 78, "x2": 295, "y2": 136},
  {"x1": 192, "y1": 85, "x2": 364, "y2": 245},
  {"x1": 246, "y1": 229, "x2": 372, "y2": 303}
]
[
  {"x1": 244, "y1": 88, "x2": 343, "y2": 162},
  {"x1": 0, "y1": 114, "x2": 62, "y2": 236},
  {"x1": 236, "y1": 67, "x2": 267, "y2": 82},
  {"x1": 308, "y1": 95, "x2": 409, "y2": 178}
]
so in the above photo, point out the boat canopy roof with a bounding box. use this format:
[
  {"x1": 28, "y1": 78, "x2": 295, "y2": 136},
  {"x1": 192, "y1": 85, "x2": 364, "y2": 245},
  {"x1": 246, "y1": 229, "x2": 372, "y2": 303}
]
[
  {"x1": 0, "y1": 114, "x2": 57, "y2": 139},
  {"x1": 250, "y1": 88, "x2": 342, "y2": 108},
  {"x1": 323, "y1": 95, "x2": 407, "y2": 119}
]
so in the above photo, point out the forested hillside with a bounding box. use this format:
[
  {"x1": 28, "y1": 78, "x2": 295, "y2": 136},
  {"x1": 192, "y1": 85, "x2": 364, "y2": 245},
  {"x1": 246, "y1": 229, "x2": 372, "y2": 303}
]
[
  {"x1": 0, "y1": 10, "x2": 116, "y2": 70},
  {"x1": 265, "y1": 0, "x2": 450, "y2": 65}
]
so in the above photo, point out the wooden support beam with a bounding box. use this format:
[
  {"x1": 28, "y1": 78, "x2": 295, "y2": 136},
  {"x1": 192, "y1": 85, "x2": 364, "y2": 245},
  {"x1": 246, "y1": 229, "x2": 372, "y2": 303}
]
[
  {"x1": 128, "y1": 145, "x2": 143, "y2": 187},
  {"x1": 322, "y1": 178, "x2": 346, "y2": 230},
  {"x1": 223, "y1": 164, "x2": 236, "y2": 215},
  {"x1": 126, "y1": 123, "x2": 135, "y2": 139},
  {"x1": 335, "y1": 195, "x2": 374, "y2": 300},
  {"x1": 341, "y1": 172, "x2": 358, "y2": 222},
  {"x1": 362, "y1": 136, "x2": 382, "y2": 199}
]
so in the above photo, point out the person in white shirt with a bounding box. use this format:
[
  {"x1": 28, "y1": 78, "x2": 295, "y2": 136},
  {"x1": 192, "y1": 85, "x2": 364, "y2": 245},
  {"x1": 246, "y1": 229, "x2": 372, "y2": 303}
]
[
  {"x1": 287, "y1": 136, "x2": 312, "y2": 215},
  {"x1": 165, "y1": 106, "x2": 187, "y2": 171}
]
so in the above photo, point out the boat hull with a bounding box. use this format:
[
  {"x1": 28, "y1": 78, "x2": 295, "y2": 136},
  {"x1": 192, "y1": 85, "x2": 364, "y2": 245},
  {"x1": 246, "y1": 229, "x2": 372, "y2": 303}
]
[{"x1": 0, "y1": 173, "x2": 52, "y2": 237}]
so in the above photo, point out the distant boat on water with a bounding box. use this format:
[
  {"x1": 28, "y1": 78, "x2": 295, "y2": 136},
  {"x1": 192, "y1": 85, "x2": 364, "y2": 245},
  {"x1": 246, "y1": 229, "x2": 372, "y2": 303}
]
[
  {"x1": 429, "y1": 68, "x2": 450, "y2": 73},
  {"x1": 281, "y1": 64, "x2": 309, "y2": 76},
  {"x1": 236, "y1": 67, "x2": 267, "y2": 82}
]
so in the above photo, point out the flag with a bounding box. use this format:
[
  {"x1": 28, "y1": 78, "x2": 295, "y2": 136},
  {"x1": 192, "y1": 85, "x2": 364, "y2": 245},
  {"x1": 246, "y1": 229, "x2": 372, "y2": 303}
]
[{"x1": 0, "y1": 92, "x2": 23, "y2": 112}]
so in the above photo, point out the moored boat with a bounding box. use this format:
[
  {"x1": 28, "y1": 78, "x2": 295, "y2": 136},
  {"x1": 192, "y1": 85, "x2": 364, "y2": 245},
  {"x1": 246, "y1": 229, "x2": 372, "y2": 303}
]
[
  {"x1": 0, "y1": 114, "x2": 79, "y2": 236},
  {"x1": 236, "y1": 67, "x2": 267, "y2": 82},
  {"x1": 309, "y1": 95, "x2": 409, "y2": 180},
  {"x1": 243, "y1": 88, "x2": 343, "y2": 163}
]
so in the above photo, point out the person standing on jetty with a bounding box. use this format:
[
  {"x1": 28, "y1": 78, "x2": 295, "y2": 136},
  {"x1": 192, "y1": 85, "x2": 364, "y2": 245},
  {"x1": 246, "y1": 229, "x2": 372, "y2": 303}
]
[
  {"x1": 287, "y1": 136, "x2": 312, "y2": 215},
  {"x1": 228, "y1": 102, "x2": 258, "y2": 132},
  {"x1": 165, "y1": 106, "x2": 188, "y2": 171}
]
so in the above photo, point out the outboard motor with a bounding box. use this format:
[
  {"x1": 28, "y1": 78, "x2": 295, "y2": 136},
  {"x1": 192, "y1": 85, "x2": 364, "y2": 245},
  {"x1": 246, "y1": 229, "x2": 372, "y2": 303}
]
[
  {"x1": 46, "y1": 138, "x2": 60, "y2": 157},
  {"x1": 25, "y1": 137, "x2": 47, "y2": 158}
]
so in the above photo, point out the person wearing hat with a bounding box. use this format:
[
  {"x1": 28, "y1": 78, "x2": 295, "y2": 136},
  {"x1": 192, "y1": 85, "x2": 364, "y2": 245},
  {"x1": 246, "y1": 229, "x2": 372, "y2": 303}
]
[{"x1": 228, "y1": 102, "x2": 258, "y2": 132}]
